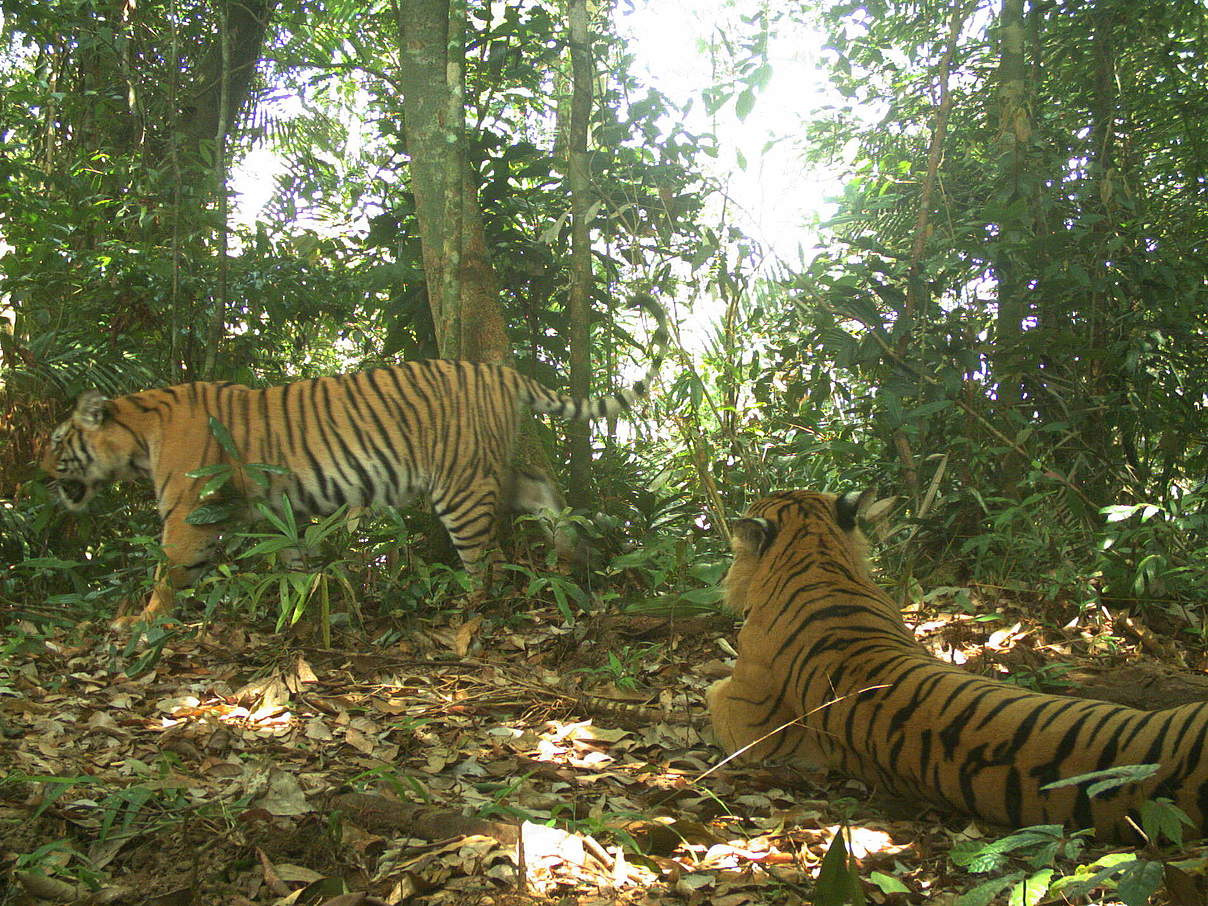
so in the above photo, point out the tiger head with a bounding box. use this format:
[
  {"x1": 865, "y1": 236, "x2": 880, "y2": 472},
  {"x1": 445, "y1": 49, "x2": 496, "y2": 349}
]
[
  {"x1": 722, "y1": 489, "x2": 884, "y2": 613},
  {"x1": 42, "y1": 391, "x2": 147, "y2": 512}
]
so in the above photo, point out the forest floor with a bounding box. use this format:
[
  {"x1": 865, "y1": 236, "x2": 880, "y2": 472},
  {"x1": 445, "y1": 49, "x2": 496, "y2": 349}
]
[{"x1": 3, "y1": 586, "x2": 1208, "y2": 906}]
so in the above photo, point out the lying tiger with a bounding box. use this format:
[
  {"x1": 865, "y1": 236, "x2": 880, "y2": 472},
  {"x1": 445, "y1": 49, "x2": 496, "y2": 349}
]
[
  {"x1": 708, "y1": 489, "x2": 1208, "y2": 840},
  {"x1": 42, "y1": 300, "x2": 666, "y2": 628}
]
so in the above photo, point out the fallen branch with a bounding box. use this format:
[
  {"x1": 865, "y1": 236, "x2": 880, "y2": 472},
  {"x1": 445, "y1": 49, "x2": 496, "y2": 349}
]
[{"x1": 323, "y1": 792, "x2": 519, "y2": 843}]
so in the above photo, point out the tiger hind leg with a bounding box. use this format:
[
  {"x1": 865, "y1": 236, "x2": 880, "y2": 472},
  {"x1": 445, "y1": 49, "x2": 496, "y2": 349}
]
[
  {"x1": 432, "y1": 477, "x2": 506, "y2": 587},
  {"x1": 507, "y1": 467, "x2": 589, "y2": 569}
]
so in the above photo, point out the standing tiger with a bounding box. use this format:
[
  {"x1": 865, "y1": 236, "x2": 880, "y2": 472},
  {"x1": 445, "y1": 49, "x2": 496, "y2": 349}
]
[
  {"x1": 708, "y1": 489, "x2": 1208, "y2": 840},
  {"x1": 42, "y1": 302, "x2": 666, "y2": 628}
]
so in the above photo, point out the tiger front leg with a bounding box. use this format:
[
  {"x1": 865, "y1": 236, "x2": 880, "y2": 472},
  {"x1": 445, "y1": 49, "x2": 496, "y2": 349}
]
[
  {"x1": 706, "y1": 668, "x2": 823, "y2": 767},
  {"x1": 111, "y1": 517, "x2": 220, "y2": 630}
]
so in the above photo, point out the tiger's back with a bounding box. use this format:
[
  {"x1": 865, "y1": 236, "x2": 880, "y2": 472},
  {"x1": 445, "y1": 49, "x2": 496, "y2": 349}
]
[
  {"x1": 185, "y1": 361, "x2": 556, "y2": 513},
  {"x1": 707, "y1": 489, "x2": 1208, "y2": 840}
]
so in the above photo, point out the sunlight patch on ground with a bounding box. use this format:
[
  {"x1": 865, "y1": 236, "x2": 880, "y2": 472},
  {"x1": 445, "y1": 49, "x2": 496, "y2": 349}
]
[{"x1": 157, "y1": 693, "x2": 294, "y2": 737}]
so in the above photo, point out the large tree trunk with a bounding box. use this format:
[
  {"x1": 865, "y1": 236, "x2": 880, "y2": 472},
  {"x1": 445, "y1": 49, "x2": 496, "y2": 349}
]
[
  {"x1": 35, "y1": 0, "x2": 275, "y2": 379},
  {"x1": 177, "y1": 0, "x2": 276, "y2": 154},
  {"x1": 394, "y1": 0, "x2": 510, "y2": 362},
  {"x1": 393, "y1": 0, "x2": 570, "y2": 565},
  {"x1": 563, "y1": 0, "x2": 594, "y2": 508}
]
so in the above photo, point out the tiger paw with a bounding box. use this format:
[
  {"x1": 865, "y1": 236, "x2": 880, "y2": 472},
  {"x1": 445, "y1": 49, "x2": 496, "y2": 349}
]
[
  {"x1": 110, "y1": 613, "x2": 144, "y2": 631},
  {"x1": 110, "y1": 609, "x2": 177, "y2": 632}
]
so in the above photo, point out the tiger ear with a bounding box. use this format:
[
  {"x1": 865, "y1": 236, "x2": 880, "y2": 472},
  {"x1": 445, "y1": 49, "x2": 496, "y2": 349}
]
[
  {"x1": 836, "y1": 489, "x2": 876, "y2": 531},
  {"x1": 73, "y1": 390, "x2": 111, "y2": 429},
  {"x1": 836, "y1": 489, "x2": 896, "y2": 532},
  {"x1": 731, "y1": 517, "x2": 775, "y2": 558}
]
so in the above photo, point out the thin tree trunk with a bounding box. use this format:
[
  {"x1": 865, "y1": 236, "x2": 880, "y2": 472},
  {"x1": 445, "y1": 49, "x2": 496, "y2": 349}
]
[
  {"x1": 203, "y1": 3, "x2": 231, "y2": 380},
  {"x1": 564, "y1": 0, "x2": 593, "y2": 508},
  {"x1": 1079, "y1": 3, "x2": 1123, "y2": 503},
  {"x1": 989, "y1": 0, "x2": 1032, "y2": 494},
  {"x1": 438, "y1": 0, "x2": 466, "y2": 356},
  {"x1": 901, "y1": 2, "x2": 967, "y2": 350},
  {"x1": 168, "y1": 4, "x2": 183, "y2": 382},
  {"x1": 991, "y1": 0, "x2": 1030, "y2": 409},
  {"x1": 893, "y1": 1, "x2": 970, "y2": 505}
]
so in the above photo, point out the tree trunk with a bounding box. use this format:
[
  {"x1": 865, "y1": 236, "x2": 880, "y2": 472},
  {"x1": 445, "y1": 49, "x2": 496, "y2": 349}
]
[
  {"x1": 202, "y1": 3, "x2": 232, "y2": 380},
  {"x1": 563, "y1": 0, "x2": 594, "y2": 508},
  {"x1": 437, "y1": 0, "x2": 466, "y2": 355},
  {"x1": 989, "y1": 0, "x2": 1032, "y2": 493},
  {"x1": 893, "y1": 1, "x2": 968, "y2": 506},
  {"x1": 1079, "y1": 3, "x2": 1124, "y2": 502},
  {"x1": 177, "y1": 0, "x2": 276, "y2": 153},
  {"x1": 392, "y1": 0, "x2": 573, "y2": 566},
  {"x1": 39, "y1": 0, "x2": 275, "y2": 379},
  {"x1": 394, "y1": 0, "x2": 509, "y2": 362}
]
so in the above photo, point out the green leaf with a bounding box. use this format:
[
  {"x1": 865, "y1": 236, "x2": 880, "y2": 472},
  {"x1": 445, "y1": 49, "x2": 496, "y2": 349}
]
[
  {"x1": 735, "y1": 88, "x2": 756, "y2": 121},
  {"x1": 1102, "y1": 504, "x2": 1143, "y2": 523},
  {"x1": 812, "y1": 826, "x2": 866, "y2": 905},
  {"x1": 197, "y1": 471, "x2": 233, "y2": 501},
  {"x1": 868, "y1": 871, "x2": 909, "y2": 895},
  {"x1": 608, "y1": 550, "x2": 652, "y2": 570},
  {"x1": 14, "y1": 557, "x2": 82, "y2": 570},
  {"x1": 256, "y1": 495, "x2": 299, "y2": 539},
  {"x1": 678, "y1": 586, "x2": 724, "y2": 605},
  {"x1": 1140, "y1": 798, "x2": 1193, "y2": 846},
  {"x1": 1050, "y1": 854, "x2": 1142, "y2": 899},
  {"x1": 1008, "y1": 868, "x2": 1053, "y2": 906},
  {"x1": 245, "y1": 461, "x2": 292, "y2": 492},
  {"x1": 185, "y1": 502, "x2": 240, "y2": 525},
  {"x1": 749, "y1": 62, "x2": 773, "y2": 89},
  {"x1": 905, "y1": 399, "x2": 952, "y2": 422},
  {"x1": 185, "y1": 463, "x2": 232, "y2": 479},
  {"x1": 1041, "y1": 763, "x2": 1160, "y2": 799},
  {"x1": 1115, "y1": 860, "x2": 1163, "y2": 906},
  {"x1": 552, "y1": 581, "x2": 574, "y2": 625},
  {"x1": 955, "y1": 873, "x2": 1023, "y2": 906},
  {"x1": 239, "y1": 537, "x2": 302, "y2": 559},
  {"x1": 948, "y1": 827, "x2": 1063, "y2": 873},
  {"x1": 207, "y1": 416, "x2": 241, "y2": 459}
]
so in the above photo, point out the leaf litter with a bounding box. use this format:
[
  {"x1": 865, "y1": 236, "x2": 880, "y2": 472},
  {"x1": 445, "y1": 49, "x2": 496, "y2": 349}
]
[{"x1": 2, "y1": 594, "x2": 1207, "y2": 905}]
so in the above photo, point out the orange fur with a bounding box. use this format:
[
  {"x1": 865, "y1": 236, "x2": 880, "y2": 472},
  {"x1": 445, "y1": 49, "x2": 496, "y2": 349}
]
[{"x1": 708, "y1": 489, "x2": 1208, "y2": 840}]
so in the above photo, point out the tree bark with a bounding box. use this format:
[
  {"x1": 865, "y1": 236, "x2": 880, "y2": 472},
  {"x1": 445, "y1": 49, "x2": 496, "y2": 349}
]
[
  {"x1": 202, "y1": 3, "x2": 233, "y2": 380},
  {"x1": 178, "y1": 0, "x2": 277, "y2": 153},
  {"x1": 438, "y1": 0, "x2": 466, "y2": 355},
  {"x1": 990, "y1": 0, "x2": 1031, "y2": 411},
  {"x1": 1079, "y1": 3, "x2": 1124, "y2": 502},
  {"x1": 893, "y1": 1, "x2": 970, "y2": 506},
  {"x1": 394, "y1": 0, "x2": 509, "y2": 362},
  {"x1": 564, "y1": 0, "x2": 594, "y2": 508},
  {"x1": 988, "y1": 0, "x2": 1033, "y2": 494}
]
